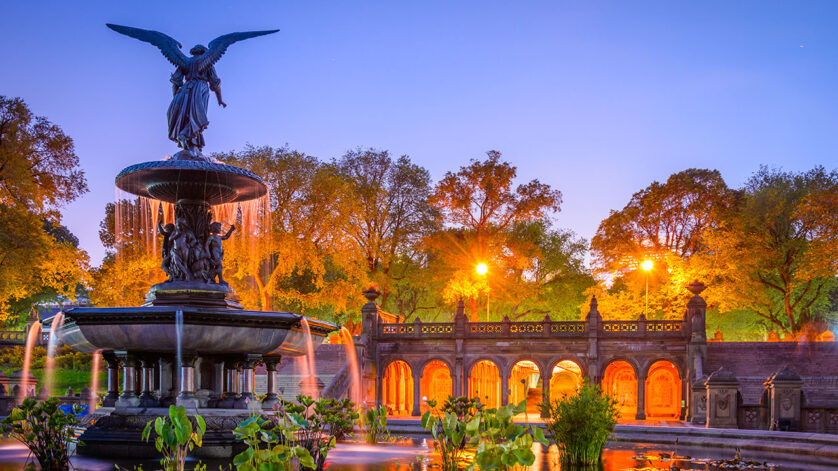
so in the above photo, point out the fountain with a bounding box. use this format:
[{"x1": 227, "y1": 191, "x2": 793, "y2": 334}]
[{"x1": 38, "y1": 23, "x2": 335, "y2": 458}]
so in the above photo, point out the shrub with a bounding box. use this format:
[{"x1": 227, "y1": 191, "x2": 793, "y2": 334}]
[
  {"x1": 359, "y1": 404, "x2": 390, "y2": 444},
  {"x1": 539, "y1": 381, "x2": 619, "y2": 466},
  {"x1": 141, "y1": 405, "x2": 206, "y2": 471},
  {"x1": 1, "y1": 397, "x2": 79, "y2": 471}
]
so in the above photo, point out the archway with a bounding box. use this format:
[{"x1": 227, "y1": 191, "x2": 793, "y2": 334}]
[
  {"x1": 420, "y1": 360, "x2": 452, "y2": 413},
  {"x1": 549, "y1": 360, "x2": 583, "y2": 401},
  {"x1": 509, "y1": 360, "x2": 541, "y2": 415},
  {"x1": 382, "y1": 360, "x2": 413, "y2": 416},
  {"x1": 468, "y1": 360, "x2": 501, "y2": 408},
  {"x1": 645, "y1": 361, "x2": 682, "y2": 419},
  {"x1": 603, "y1": 361, "x2": 637, "y2": 420}
]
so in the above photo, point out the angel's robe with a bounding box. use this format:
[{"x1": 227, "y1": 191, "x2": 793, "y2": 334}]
[{"x1": 167, "y1": 61, "x2": 221, "y2": 151}]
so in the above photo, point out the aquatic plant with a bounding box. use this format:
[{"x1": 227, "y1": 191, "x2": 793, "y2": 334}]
[
  {"x1": 360, "y1": 404, "x2": 391, "y2": 444},
  {"x1": 1, "y1": 397, "x2": 79, "y2": 471},
  {"x1": 277, "y1": 395, "x2": 351, "y2": 469},
  {"x1": 421, "y1": 397, "x2": 482, "y2": 471},
  {"x1": 232, "y1": 413, "x2": 315, "y2": 471},
  {"x1": 539, "y1": 381, "x2": 618, "y2": 466},
  {"x1": 141, "y1": 405, "x2": 206, "y2": 471},
  {"x1": 470, "y1": 400, "x2": 548, "y2": 471}
]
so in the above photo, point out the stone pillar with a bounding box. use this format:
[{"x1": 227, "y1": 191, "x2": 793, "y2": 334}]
[
  {"x1": 501, "y1": 369, "x2": 510, "y2": 406},
  {"x1": 705, "y1": 367, "x2": 739, "y2": 429},
  {"x1": 217, "y1": 360, "x2": 239, "y2": 408},
  {"x1": 635, "y1": 373, "x2": 647, "y2": 420},
  {"x1": 237, "y1": 354, "x2": 262, "y2": 410},
  {"x1": 765, "y1": 366, "x2": 803, "y2": 431},
  {"x1": 690, "y1": 375, "x2": 708, "y2": 425},
  {"x1": 176, "y1": 355, "x2": 199, "y2": 409},
  {"x1": 102, "y1": 352, "x2": 120, "y2": 407},
  {"x1": 115, "y1": 353, "x2": 140, "y2": 408},
  {"x1": 412, "y1": 369, "x2": 421, "y2": 416},
  {"x1": 157, "y1": 357, "x2": 176, "y2": 407},
  {"x1": 585, "y1": 296, "x2": 601, "y2": 383},
  {"x1": 262, "y1": 356, "x2": 282, "y2": 410},
  {"x1": 138, "y1": 357, "x2": 158, "y2": 407},
  {"x1": 540, "y1": 371, "x2": 550, "y2": 418},
  {"x1": 360, "y1": 287, "x2": 380, "y2": 407}
]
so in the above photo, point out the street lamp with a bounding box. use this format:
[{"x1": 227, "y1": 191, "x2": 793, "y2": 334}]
[
  {"x1": 641, "y1": 259, "x2": 653, "y2": 316},
  {"x1": 476, "y1": 263, "x2": 489, "y2": 321}
]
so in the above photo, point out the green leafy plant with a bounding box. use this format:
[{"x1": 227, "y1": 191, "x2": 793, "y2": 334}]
[
  {"x1": 1, "y1": 397, "x2": 79, "y2": 471},
  {"x1": 470, "y1": 400, "x2": 548, "y2": 471},
  {"x1": 277, "y1": 395, "x2": 347, "y2": 469},
  {"x1": 359, "y1": 404, "x2": 390, "y2": 444},
  {"x1": 539, "y1": 381, "x2": 619, "y2": 466},
  {"x1": 421, "y1": 397, "x2": 482, "y2": 471},
  {"x1": 141, "y1": 405, "x2": 206, "y2": 471},
  {"x1": 232, "y1": 413, "x2": 315, "y2": 471}
]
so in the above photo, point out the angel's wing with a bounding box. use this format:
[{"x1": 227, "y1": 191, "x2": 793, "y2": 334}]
[
  {"x1": 197, "y1": 29, "x2": 279, "y2": 71},
  {"x1": 106, "y1": 23, "x2": 188, "y2": 68}
]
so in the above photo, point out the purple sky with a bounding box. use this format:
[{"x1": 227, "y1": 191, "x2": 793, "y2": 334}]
[{"x1": 2, "y1": 1, "x2": 837, "y2": 264}]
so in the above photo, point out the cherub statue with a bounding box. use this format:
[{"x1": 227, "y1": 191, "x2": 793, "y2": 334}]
[
  {"x1": 157, "y1": 221, "x2": 176, "y2": 281},
  {"x1": 169, "y1": 218, "x2": 197, "y2": 281},
  {"x1": 205, "y1": 222, "x2": 236, "y2": 284},
  {"x1": 106, "y1": 24, "x2": 278, "y2": 160}
]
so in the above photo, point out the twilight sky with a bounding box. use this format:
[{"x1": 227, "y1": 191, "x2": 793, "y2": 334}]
[{"x1": 1, "y1": 1, "x2": 837, "y2": 264}]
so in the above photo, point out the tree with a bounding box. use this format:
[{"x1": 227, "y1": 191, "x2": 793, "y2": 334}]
[
  {"x1": 428, "y1": 151, "x2": 563, "y2": 319},
  {"x1": 216, "y1": 146, "x2": 366, "y2": 320},
  {"x1": 0, "y1": 97, "x2": 88, "y2": 321},
  {"x1": 589, "y1": 169, "x2": 739, "y2": 318},
  {"x1": 706, "y1": 166, "x2": 838, "y2": 335},
  {"x1": 334, "y1": 149, "x2": 439, "y2": 307}
]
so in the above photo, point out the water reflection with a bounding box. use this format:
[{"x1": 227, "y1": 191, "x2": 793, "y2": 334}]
[{"x1": 0, "y1": 438, "x2": 832, "y2": 471}]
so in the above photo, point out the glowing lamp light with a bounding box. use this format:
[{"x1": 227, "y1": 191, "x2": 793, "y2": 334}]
[
  {"x1": 476, "y1": 263, "x2": 488, "y2": 276},
  {"x1": 640, "y1": 260, "x2": 654, "y2": 272}
]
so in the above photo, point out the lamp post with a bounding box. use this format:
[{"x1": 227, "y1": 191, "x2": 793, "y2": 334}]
[
  {"x1": 641, "y1": 259, "x2": 653, "y2": 316},
  {"x1": 476, "y1": 263, "x2": 488, "y2": 321}
]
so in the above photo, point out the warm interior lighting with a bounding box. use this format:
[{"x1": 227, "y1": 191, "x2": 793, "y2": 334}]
[
  {"x1": 640, "y1": 259, "x2": 654, "y2": 271},
  {"x1": 475, "y1": 262, "x2": 488, "y2": 276}
]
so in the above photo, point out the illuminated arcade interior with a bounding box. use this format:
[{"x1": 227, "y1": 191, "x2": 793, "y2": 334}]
[
  {"x1": 602, "y1": 360, "x2": 682, "y2": 419},
  {"x1": 382, "y1": 357, "x2": 683, "y2": 420}
]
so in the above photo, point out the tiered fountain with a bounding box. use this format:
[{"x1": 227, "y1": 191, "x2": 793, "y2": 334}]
[{"x1": 41, "y1": 24, "x2": 334, "y2": 458}]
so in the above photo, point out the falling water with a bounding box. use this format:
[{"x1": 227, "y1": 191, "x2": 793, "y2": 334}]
[
  {"x1": 18, "y1": 321, "x2": 41, "y2": 402},
  {"x1": 339, "y1": 327, "x2": 361, "y2": 403},
  {"x1": 175, "y1": 309, "x2": 184, "y2": 371},
  {"x1": 88, "y1": 350, "x2": 101, "y2": 412},
  {"x1": 300, "y1": 318, "x2": 318, "y2": 399},
  {"x1": 43, "y1": 312, "x2": 66, "y2": 397}
]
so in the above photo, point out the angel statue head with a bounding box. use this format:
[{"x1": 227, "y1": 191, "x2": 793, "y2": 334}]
[
  {"x1": 189, "y1": 44, "x2": 208, "y2": 56},
  {"x1": 107, "y1": 24, "x2": 279, "y2": 161}
]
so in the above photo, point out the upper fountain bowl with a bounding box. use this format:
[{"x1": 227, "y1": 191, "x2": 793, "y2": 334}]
[{"x1": 115, "y1": 159, "x2": 267, "y2": 205}]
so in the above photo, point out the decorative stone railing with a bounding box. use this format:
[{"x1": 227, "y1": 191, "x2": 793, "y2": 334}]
[{"x1": 377, "y1": 316, "x2": 685, "y2": 340}]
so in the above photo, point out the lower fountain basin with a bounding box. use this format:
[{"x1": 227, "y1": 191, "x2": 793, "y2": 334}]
[{"x1": 56, "y1": 306, "x2": 334, "y2": 356}]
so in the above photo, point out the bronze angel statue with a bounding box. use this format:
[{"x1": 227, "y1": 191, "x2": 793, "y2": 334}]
[{"x1": 107, "y1": 24, "x2": 278, "y2": 160}]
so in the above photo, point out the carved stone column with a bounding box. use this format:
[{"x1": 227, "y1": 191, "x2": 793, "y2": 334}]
[
  {"x1": 176, "y1": 355, "x2": 199, "y2": 409},
  {"x1": 139, "y1": 357, "x2": 158, "y2": 407},
  {"x1": 635, "y1": 373, "x2": 647, "y2": 420},
  {"x1": 705, "y1": 367, "x2": 739, "y2": 429},
  {"x1": 115, "y1": 353, "x2": 140, "y2": 408},
  {"x1": 262, "y1": 356, "x2": 282, "y2": 410},
  {"x1": 102, "y1": 352, "x2": 120, "y2": 407},
  {"x1": 540, "y1": 371, "x2": 550, "y2": 418},
  {"x1": 501, "y1": 368, "x2": 510, "y2": 406},
  {"x1": 217, "y1": 360, "x2": 239, "y2": 408},
  {"x1": 412, "y1": 370, "x2": 421, "y2": 417},
  {"x1": 157, "y1": 357, "x2": 176, "y2": 407},
  {"x1": 236, "y1": 354, "x2": 262, "y2": 410},
  {"x1": 765, "y1": 366, "x2": 803, "y2": 431}
]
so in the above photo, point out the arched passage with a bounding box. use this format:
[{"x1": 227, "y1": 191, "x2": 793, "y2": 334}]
[
  {"x1": 468, "y1": 360, "x2": 501, "y2": 408},
  {"x1": 509, "y1": 360, "x2": 541, "y2": 415},
  {"x1": 603, "y1": 361, "x2": 637, "y2": 420},
  {"x1": 549, "y1": 360, "x2": 583, "y2": 401},
  {"x1": 645, "y1": 361, "x2": 682, "y2": 419},
  {"x1": 382, "y1": 360, "x2": 413, "y2": 416},
  {"x1": 420, "y1": 360, "x2": 452, "y2": 413}
]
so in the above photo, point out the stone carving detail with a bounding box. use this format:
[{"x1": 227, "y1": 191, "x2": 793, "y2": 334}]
[{"x1": 158, "y1": 202, "x2": 235, "y2": 284}]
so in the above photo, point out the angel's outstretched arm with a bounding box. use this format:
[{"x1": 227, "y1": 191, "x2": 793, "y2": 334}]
[{"x1": 222, "y1": 225, "x2": 236, "y2": 240}]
